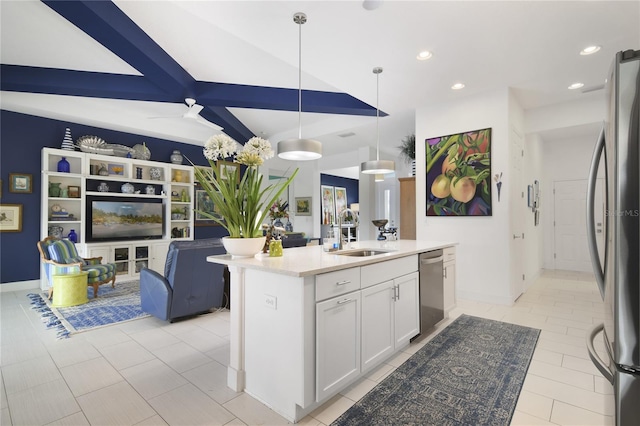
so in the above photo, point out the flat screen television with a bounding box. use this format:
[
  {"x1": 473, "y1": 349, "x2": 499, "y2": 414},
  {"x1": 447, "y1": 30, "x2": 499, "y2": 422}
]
[{"x1": 86, "y1": 196, "x2": 164, "y2": 242}]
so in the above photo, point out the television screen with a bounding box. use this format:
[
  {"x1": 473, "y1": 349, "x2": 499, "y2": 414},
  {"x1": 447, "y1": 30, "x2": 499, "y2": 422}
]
[{"x1": 87, "y1": 197, "x2": 164, "y2": 242}]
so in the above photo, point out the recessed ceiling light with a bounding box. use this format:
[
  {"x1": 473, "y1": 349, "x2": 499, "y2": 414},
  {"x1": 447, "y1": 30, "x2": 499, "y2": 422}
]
[
  {"x1": 417, "y1": 51, "x2": 432, "y2": 61},
  {"x1": 568, "y1": 82, "x2": 584, "y2": 90},
  {"x1": 580, "y1": 45, "x2": 601, "y2": 56},
  {"x1": 451, "y1": 83, "x2": 465, "y2": 90}
]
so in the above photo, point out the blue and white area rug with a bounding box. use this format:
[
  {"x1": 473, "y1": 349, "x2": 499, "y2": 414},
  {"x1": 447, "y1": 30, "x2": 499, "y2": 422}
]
[
  {"x1": 331, "y1": 314, "x2": 540, "y2": 426},
  {"x1": 28, "y1": 280, "x2": 149, "y2": 339}
]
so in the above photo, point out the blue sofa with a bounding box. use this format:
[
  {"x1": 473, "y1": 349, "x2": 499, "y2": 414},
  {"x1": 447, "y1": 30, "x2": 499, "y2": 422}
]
[{"x1": 140, "y1": 238, "x2": 226, "y2": 322}]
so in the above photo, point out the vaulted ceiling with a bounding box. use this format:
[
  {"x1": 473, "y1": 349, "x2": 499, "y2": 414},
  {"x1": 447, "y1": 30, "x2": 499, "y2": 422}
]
[{"x1": 1, "y1": 1, "x2": 639, "y2": 157}]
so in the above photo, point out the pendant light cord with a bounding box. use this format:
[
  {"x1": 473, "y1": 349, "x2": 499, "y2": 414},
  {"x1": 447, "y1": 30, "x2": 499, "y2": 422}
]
[
  {"x1": 376, "y1": 70, "x2": 380, "y2": 161},
  {"x1": 297, "y1": 14, "x2": 303, "y2": 139}
]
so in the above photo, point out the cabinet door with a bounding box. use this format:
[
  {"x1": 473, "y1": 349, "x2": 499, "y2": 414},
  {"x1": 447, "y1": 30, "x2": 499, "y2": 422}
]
[
  {"x1": 394, "y1": 272, "x2": 420, "y2": 346},
  {"x1": 149, "y1": 242, "x2": 169, "y2": 273},
  {"x1": 316, "y1": 291, "x2": 361, "y2": 402},
  {"x1": 443, "y1": 260, "x2": 456, "y2": 314},
  {"x1": 361, "y1": 280, "x2": 394, "y2": 373}
]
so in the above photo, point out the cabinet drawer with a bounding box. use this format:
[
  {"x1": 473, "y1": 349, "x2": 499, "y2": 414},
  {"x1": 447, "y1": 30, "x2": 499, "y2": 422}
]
[
  {"x1": 443, "y1": 246, "x2": 456, "y2": 261},
  {"x1": 361, "y1": 255, "x2": 418, "y2": 289},
  {"x1": 316, "y1": 267, "x2": 361, "y2": 302}
]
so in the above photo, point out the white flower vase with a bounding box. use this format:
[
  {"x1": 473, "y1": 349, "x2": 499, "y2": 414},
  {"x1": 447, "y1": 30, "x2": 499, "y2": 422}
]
[{"x1": 222, "y1": 236, "x2": 266, "y2": 258}]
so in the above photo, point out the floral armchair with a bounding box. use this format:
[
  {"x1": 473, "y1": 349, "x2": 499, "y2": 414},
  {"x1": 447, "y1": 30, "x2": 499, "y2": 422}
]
[{"x1": 37, "y1": 237, "x2": 116, "y2": 299}]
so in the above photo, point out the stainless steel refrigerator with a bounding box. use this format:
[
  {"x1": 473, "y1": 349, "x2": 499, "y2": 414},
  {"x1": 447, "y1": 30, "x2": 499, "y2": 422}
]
[{"x1": 587, "y1": 49, "x2": 640, "y2": 425}]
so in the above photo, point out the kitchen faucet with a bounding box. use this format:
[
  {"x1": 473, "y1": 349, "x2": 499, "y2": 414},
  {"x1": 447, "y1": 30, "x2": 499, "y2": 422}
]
[{"x1": 337, "y1": 208, "x2": 359, "y2": 250}]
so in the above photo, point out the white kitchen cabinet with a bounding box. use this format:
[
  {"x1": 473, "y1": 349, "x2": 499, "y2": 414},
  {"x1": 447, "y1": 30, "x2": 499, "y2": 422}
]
[
  {"x1": 394, "y1": 272, "x2": 420, "y2": 345},
  {"x1": 361, "y1": 271, "x2": 419, "y2": 373},
  {"x1": 443, "y1": 246, "x2": 457, "y2": 316},
  {"x1": 361, "y1": 280, "x2": 394, "y2": 372},
  {"x1": 316, "y1": 290, "x2": 361, "y2": 402}
]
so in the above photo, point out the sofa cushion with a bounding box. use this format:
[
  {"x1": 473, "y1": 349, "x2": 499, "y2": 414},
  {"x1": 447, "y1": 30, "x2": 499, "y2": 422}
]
[{"x1": 47, "y1": 240, "x2": 79, "y2": 263}]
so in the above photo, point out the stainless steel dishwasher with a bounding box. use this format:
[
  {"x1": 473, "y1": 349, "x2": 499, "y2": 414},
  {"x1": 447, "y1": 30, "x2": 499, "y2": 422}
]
[{"x1": 417, "y1": 250, "x2": 444, "y2": 336}]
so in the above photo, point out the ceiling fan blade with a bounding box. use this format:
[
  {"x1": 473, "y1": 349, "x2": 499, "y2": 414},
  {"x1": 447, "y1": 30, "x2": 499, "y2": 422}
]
[{"x1": 193, "y1": 115, "x2": 223, "y2": 131}]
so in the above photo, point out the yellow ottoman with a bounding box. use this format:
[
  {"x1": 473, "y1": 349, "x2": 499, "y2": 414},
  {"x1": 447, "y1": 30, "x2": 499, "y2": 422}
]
[{"x1": 52, "y1": 272, "x2": 89, "y2": 307}]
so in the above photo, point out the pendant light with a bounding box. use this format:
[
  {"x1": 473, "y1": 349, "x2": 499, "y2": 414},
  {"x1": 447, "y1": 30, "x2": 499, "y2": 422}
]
[
  {"x1": 361, "y1": 67, "x2": 395, "y2": 175},
  {"x1": 277, "y1": 12, "x2": 322, "y2": 161}
]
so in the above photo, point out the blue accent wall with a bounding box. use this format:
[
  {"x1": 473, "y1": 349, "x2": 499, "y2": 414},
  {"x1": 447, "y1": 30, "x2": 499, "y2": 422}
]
[
  {"x1": 0, "y1": 110, "x2": 227, "y2": 285},
  {"x1": 320, "y1": 173, "x2": 359, "y2": 208}
]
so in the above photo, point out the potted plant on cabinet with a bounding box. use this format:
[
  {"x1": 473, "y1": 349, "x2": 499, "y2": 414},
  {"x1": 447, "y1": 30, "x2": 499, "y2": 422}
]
[{"x1": 398, "y1": 134, "x2": 416, "y2": 176}]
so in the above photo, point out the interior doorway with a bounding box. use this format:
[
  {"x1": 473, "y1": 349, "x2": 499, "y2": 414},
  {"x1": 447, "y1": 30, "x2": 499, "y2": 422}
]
[{"x1": 553, "y1": 179, "x2": 605, "y2": 272}]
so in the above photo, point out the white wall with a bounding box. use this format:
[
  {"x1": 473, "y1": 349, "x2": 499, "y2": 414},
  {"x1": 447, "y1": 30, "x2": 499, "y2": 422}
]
[
  {"x1": 416, "y1": 88, "x2": 514, "y2": 305},
  {"x1": 524, "y1": 133, "x2": 545, "y2": 286}
]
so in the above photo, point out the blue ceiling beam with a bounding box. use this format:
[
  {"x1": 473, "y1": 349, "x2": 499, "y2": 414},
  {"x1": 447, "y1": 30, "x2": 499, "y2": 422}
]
[
  {"x1": 42, "y1": 0, "x2": 193, "y2": 99},
  {"x1": 1, "y1": 65, "x2": 170, "y2": 102},
  {"x1": 194, "y1": 82, "x2": 386, "y2": 116}
]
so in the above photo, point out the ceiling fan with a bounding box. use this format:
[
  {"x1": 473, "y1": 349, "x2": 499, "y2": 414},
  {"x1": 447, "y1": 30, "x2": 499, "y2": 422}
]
[{"x1": 149, "y1": 98, "x2": 223, "y2": 131}]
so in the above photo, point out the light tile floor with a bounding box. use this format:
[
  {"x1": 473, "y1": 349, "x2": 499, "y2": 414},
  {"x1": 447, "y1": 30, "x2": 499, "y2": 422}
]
[{"x1": 0, "y1": 270, "x2": 614, "y2": 425}]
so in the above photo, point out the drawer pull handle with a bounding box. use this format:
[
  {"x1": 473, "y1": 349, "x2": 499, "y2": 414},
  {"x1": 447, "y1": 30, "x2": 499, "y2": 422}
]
[
  {"x1": 336, "y1": 280, "x2": 351, "y2": 286},
  {"x1": 337, "y1": 298, "x2": 352, "y2": 305}
]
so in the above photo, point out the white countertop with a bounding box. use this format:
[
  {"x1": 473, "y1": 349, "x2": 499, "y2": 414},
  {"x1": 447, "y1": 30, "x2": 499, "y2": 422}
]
[{"x1": 206, "y1": 239, "x2": 457, "y2": 277}]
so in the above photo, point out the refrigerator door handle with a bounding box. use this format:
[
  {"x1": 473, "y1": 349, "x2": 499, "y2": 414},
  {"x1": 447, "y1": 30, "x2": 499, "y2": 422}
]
[
  {"x1": 586, "y1": 125, "x2": 606, "y2": 298},
  {"x1": 587, "y1": 323, "x2": 614, "y2": 384}
]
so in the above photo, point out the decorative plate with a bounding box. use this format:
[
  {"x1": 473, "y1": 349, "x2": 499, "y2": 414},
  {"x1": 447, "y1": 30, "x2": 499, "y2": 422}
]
[{"x1": 76, "y1": 135, "x2": 112, "y2": 155}]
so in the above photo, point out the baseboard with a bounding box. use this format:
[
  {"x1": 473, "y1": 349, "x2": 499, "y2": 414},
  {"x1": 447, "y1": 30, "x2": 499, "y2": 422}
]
[{"x1": 0, "y1": 279, "x2": 40, "y2": 293}]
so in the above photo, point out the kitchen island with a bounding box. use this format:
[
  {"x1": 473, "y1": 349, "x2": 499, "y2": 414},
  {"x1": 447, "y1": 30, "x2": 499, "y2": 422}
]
[{"x1": 207, "y1": 239, "x2": 456, "y2": 422}]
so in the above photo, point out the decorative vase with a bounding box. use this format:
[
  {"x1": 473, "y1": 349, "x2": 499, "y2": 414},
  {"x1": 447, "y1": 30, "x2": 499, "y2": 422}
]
[
  {"x1": 48, "y1": 225, "x2": 63, "y2": 239},
  {"x1": 49, "y1": 182, "x2": 61, "y2": 197},
  {"x1": 273, "y1": 218, "x2": 284, "y2": 228},
  {"x1": 145, "y1": 185, "x2": 155, "y2": 195},
  {"x1": 98, "y1": 163, "x2": 109, "y2": 176},
  {"x1": 60, "y1": 188, "x2": 68, "y2": 198},
  {"x1": 222, "y1": 236, "x2": 266, "y2": 258},
  {"x1": 149, "y1": 167, "x2": 162, "y2": 180},
  {"x1": 61, "y1": 128, "x2": 75, "y2": 151},
  {"x1": 170, "y1": 150, "x2": 183, "y2": 164},
  {"x1": 67, "y1": 229, "x2": 78, "y2": 243},
  {"x1": 136, "y1": 167, "x2": 143, "y2": 179},
  {"x1": 269, "y1": 240, "x2": 283, "y2": 257},
  {"x1": 57, "y1": 157, "x2": 70, "y2": 173},
  {"x1": 121, "y1": 182, "x2": 135, "y2": 194},
  {"x1": 98, "y1": 182, "x2": 109, "y2": 192},
  {"x1": 285, "y1": 221, "x2": 293, "y2": 232}
]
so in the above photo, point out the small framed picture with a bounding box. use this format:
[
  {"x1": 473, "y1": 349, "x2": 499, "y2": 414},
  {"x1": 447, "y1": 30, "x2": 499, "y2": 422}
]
[
  {"x1": 9, "y1": 173, "x2": 32, "y2": 194},
  {"x1": 218, "y1": 161, "x2": 240, "y2": 181},
  {"x1": 0, "y1": 204, "x2": 23, "y2": 232},
  {"x1": 108, "y1": 163, "x2": 124, "y2": 176},
  {"x1": 295, "y1": 197, "x2": 312, "y2": 216},
  {"x1": 194, "y1": 188, "x2": 221, "y2": 226},
  {"x1": 68, "y1": 185, "x2": 80, "y2": 198}
]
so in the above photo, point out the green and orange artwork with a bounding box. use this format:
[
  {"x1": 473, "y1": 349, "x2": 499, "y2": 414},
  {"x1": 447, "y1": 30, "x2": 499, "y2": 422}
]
[{"x1": 426, "y1": 128, "x2": 492, "y2": 216}]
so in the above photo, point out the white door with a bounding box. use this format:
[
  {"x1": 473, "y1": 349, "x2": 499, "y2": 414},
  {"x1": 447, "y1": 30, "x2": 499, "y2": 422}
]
[
  {"x1": 393, "y1": 272, "x2": 420, "y2": 346},
  {"x1": 509, "y1": 127, "x2": 526, "y2": 299},
  {"x1": 316, "y1": 292, "x2": 361, "y2": 402},
  {"x1": 361, "y1": 281, "x2": 394, "y2": 373},
  {"x1": 553, "y1": 179, "x2": 605, "y2": 272}
]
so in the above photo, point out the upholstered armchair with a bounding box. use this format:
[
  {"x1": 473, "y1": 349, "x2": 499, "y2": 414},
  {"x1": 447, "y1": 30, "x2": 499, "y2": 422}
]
[
  {"x1": 140, "y1": 238, "x2": 226, "y2": 322},
  {"x1": 37, "y1": 237, "x2": 116, "y2": 299}
]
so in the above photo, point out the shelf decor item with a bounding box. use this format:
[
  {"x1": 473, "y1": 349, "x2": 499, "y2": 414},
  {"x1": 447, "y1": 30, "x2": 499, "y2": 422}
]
[
  {"x1": 48, "y1": 225, "x2": 64, "y2": 238},
  {"x1": 191, "y1": 134, "x2": 298, "y2": 257},
  {"x1": 121, "y1": 183, "x2": 135, "y2": 194},
  {"x1": 98, "y1": 182, "x2": 109, "y2": 192},
  {"x1": 170, "y1": 150, "x2": 183, "y2": 164},
  {"x1": 149, "y1": 167, "x2": 162, "y2": 181},
  {"x1": 67, "y1": 229, "x2": 78, "y2": 243},
  {"x1": 61, "y1": 128, "x2": 75, "y2": 151},
  {"x1": 48, "y1": 182, "x2": 61, "y2": 197},
  {"x1": 57, "y1": 157, "x2": 70, "y2": 173}
]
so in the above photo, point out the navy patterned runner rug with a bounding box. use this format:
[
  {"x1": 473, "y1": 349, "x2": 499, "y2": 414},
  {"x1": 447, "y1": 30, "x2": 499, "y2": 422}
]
[{"x1": 332, "y1": 314, "x2": 540, "y2": 426}]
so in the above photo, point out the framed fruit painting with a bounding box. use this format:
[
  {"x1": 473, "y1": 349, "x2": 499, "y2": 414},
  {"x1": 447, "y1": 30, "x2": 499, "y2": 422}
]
[{"x1": 426, "y1": 128, "x2": 492, "y2": 216}]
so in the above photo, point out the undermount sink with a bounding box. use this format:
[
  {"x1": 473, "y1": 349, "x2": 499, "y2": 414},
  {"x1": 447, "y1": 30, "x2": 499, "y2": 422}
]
[{"x1": 335, "y1": 249, "x2": 394, "y2": 257}]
